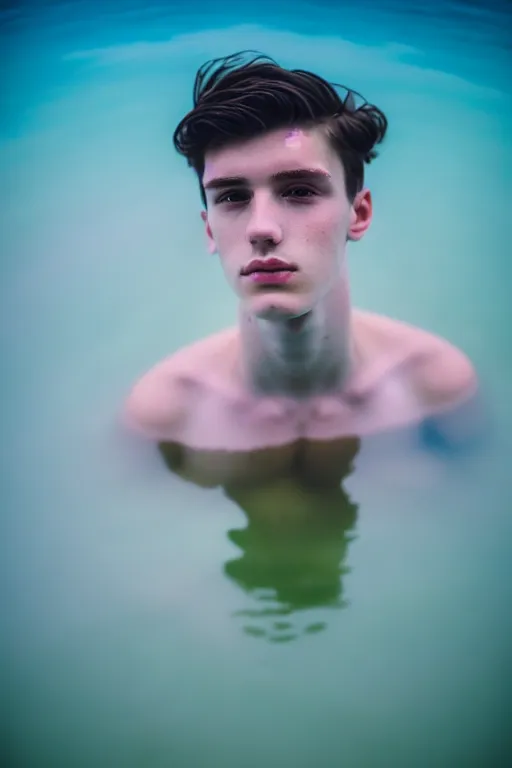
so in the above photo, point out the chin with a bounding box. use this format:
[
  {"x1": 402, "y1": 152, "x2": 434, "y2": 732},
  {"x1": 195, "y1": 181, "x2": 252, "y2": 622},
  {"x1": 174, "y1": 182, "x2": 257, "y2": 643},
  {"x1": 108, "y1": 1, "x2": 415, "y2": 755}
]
[{"x1": 244, "y1": 291, "x2": 312, "y2": 321}]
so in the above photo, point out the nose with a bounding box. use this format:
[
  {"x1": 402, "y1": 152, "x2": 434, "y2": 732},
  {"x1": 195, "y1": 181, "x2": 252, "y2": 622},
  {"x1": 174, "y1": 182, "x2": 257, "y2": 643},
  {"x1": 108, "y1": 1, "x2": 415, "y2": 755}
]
[{"x1": 246, "y1": 194, "x2": 283, "y2": 251}]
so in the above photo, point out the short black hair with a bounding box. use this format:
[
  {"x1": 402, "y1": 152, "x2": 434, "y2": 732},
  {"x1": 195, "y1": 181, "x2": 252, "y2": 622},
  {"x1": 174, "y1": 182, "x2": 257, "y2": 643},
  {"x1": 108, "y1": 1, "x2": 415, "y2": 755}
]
[{"x1": 173, "y1": 51, "x2": 388, "y2": 206}]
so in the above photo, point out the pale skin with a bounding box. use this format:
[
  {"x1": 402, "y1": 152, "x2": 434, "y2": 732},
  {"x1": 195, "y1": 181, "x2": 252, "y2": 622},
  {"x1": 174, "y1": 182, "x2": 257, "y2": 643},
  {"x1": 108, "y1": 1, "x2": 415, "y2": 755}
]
[{"x1": 124, "y1": 126, "x2": 478, "y2": 491}]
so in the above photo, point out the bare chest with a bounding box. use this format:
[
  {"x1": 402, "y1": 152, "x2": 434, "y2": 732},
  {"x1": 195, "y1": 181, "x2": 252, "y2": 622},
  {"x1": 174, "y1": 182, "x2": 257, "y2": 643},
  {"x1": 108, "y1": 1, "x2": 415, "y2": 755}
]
[
  {"x1": 165, "y1": 374, "x2": 424, "y2": 488},
  {"x1": 181, "y1": 372, "x2": 422, "y2": 451}
]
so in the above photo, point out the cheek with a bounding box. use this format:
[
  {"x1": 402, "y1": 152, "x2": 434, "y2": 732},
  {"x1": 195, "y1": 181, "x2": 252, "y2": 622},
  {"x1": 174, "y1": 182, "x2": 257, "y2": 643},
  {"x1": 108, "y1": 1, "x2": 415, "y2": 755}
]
[
  {"x1": 210, "y1": 217, "x2": 237, "y2": 248},
  {"x1": 209, "y1": 222, "x2": 242, "y2": 276},
  {"x1": 306, "y1": 209, "x2": 345, "y2": 249},
  {"x1": 214, "y1": 230, "x2": 237, "y2": 263}
]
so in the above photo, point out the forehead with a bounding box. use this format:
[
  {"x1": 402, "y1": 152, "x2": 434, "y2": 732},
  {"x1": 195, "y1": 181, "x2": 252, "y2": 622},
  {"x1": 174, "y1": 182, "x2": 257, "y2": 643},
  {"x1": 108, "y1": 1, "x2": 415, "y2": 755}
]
[{"x1": 202, "y1": 126, "x2": 343, "y2": 185}]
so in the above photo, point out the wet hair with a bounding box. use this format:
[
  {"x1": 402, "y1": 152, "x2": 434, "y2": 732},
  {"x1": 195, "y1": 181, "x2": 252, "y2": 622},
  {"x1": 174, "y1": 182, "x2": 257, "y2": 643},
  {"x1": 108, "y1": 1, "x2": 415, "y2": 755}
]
[{"x1": 173, "y1": 51, "x2": 388, "y2": 207}]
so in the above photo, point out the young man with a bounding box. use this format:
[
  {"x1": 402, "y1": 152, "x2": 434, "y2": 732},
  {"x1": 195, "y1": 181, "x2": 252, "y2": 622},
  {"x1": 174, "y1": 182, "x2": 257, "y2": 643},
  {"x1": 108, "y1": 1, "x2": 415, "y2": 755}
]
[{"x1": 124, "y1": 52, "x2": 477, "y2": 488}]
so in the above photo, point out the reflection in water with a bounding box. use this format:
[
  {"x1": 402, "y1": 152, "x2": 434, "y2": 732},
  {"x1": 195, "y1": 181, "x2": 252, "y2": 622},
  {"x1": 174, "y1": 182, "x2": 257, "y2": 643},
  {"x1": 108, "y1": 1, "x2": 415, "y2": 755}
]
[
  {"x1": 159, "y1": 437, "x2": 360, "y2": 643},
  {"x1": 225, "y1": 479, "x2": 358, "y2": 642}
]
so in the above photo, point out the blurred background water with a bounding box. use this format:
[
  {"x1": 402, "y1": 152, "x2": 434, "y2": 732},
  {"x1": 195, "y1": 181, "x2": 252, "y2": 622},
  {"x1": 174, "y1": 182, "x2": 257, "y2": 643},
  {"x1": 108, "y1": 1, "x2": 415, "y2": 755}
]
[{"x1": 1, "y1": 2, "x2": 511, "y2": 766}]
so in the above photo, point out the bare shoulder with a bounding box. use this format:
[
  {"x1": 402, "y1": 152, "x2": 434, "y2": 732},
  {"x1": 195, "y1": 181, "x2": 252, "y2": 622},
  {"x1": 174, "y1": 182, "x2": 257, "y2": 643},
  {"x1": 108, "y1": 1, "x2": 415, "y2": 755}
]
[
  {"x1": 123, "y1": 327, "x2": 238, "y2": 440},
  {"x1": 354, "y1": 309, "x2": 478, "y2": 412}
]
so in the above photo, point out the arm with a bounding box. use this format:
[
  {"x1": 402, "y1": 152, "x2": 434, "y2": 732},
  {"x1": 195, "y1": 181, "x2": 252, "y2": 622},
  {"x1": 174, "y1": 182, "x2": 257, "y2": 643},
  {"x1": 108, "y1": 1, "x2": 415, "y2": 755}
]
[
  {"x1": 419, "y1": 387, "x2": 489, "y2": 455},
  {"x1": 413, "y1": 343, "x2": 488, "y2": 454}
]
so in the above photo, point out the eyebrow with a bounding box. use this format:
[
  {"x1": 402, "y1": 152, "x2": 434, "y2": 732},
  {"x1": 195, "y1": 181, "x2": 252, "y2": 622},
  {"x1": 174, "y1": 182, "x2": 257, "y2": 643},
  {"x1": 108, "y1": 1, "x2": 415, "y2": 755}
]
[{"x1": 203, "y1": 168, "x2": 331, "y2": 191}]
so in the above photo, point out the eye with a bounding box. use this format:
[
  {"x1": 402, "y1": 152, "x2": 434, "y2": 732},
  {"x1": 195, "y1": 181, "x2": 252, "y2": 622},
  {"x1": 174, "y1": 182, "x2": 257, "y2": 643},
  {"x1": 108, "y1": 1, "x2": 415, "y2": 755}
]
[
  {"x1": 283, "y1": 186, "x2": 318, "y2": 201},
  {"x1": 215, "y1": 190, "x2": 250, "y2": 205}
]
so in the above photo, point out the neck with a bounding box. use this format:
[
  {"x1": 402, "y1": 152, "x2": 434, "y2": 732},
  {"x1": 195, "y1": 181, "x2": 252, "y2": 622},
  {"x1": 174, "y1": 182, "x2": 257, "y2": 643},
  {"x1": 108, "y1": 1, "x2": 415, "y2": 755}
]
[{"x1": 238, "y1": 280, "x2": 356, "y2": 398}]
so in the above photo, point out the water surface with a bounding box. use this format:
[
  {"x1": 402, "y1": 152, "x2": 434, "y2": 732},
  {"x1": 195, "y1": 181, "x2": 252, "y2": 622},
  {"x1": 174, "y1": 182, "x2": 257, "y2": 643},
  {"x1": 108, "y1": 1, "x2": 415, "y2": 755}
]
[{"x1": 1, "y1": 2, "x2": 511, "y2": 766}]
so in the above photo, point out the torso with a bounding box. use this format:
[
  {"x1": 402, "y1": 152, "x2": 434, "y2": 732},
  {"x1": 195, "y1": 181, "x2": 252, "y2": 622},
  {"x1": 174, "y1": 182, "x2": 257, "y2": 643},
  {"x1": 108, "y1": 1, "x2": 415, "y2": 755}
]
[{"x1": 126, "y1": 310, "x2": 478, "y2": 490}]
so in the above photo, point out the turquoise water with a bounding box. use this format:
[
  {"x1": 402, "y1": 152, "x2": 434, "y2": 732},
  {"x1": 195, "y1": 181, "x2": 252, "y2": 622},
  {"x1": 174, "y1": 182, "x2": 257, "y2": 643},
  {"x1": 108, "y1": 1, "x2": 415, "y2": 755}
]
[{"x1": 2, "y1": 2, "x2": 512, "y2": 766}]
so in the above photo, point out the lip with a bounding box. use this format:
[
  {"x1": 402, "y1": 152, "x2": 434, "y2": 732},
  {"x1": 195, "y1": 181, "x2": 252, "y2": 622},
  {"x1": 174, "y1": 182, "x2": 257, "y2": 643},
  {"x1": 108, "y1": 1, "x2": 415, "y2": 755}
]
[
  {"x1": 248, "y1": 270, "x2": 296, "y2": 284},
  {"x1": 240, "y1": 257, "x2": 298, "y2": 277}
]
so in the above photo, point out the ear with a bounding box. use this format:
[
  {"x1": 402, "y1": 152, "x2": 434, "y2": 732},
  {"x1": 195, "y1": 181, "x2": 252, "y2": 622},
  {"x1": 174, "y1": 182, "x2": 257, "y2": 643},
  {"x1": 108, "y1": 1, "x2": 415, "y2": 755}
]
[
  {"x1": 201, "y1": 210, "x2": 217, "y2": 254},
  {"x1": 348, "y1": 188, "x2": 373, "y2": 241}
]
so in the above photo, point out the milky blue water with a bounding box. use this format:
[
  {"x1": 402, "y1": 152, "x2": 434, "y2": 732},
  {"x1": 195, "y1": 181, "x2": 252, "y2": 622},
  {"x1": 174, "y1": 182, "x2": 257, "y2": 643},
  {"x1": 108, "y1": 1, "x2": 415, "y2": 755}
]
[{"x1": 1, "y1": 2, "x2": 511, "y2": 766}]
